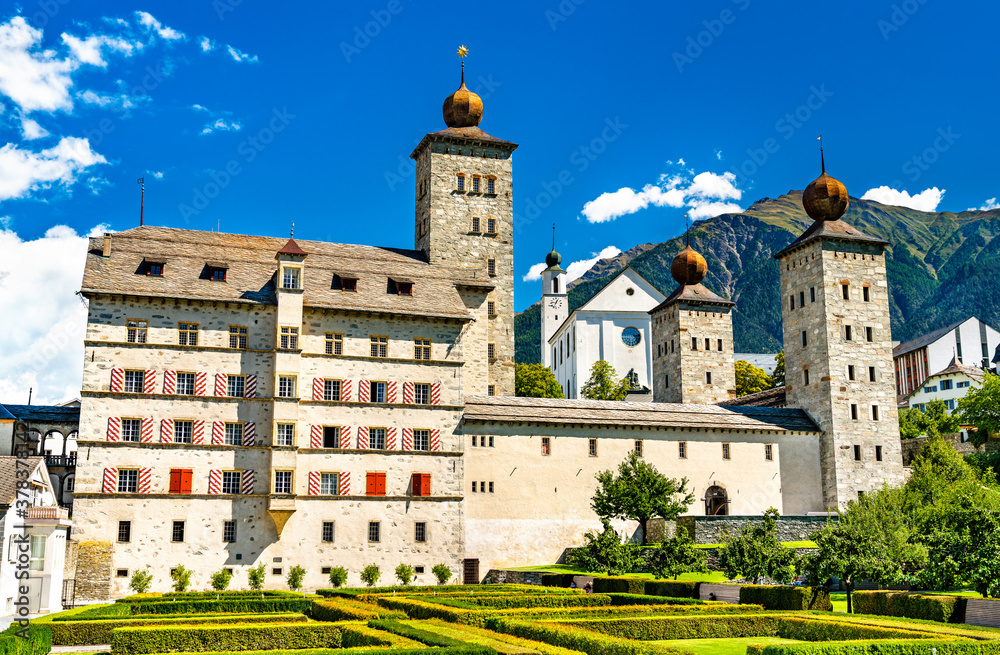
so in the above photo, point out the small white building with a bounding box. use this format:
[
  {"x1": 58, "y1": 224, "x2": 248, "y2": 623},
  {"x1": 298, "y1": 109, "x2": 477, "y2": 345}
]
[
  {"x1": 901, "y1": 356, "x2": 985, "y2": 412},
  {"x1": 894, "y1": 317, "x2": 1000, "y2": 397}
]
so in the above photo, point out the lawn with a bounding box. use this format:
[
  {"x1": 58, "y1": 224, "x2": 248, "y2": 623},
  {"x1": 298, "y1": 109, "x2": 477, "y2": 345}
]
[
  {"x1": 651, "y1": 637, "x2": 802, "y2": 655},
  {"x1": 507, "y1": 564, "x2": 729, "y2": 582}
]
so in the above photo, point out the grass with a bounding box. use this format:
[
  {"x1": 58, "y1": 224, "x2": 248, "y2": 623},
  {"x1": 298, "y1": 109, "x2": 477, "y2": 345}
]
[
  {"x1": 651, "y1": 637, "x2": 801, "y2": 655},
  {"x1": 507, "y1": 565, "x2": 728, "y2": 582}
]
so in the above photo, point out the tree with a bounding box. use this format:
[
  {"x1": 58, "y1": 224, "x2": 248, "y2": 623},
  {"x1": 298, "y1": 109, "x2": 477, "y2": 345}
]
[
  {"x1": 965, "y1": 450, "x2": 1000, "y2": 486},
  {"x1": 770, "y1": 350, "x2": 785, "y2": 388},
  {"x1": 247, "y1": 563, "x2": 266, "y2": 591},
  {"x1": 360, "y1": 563, "x2": 381, "y2": 587},
  {"x1": 567, "y1": 519, "x2": 639, "y2": 576},
  {"x1": 592, "y1": 452, "x2": 694, "y2": 544},
  {"x1": 902, "y1": 435, "x2": 999, "y2": 530},
  {"x1": 129, "y1": 567, "x2": 153, "y2": 594},
  {"x1": 395, "y1": 564, "x2": 415, "y2": 586},
  {"x1": 170, "y1": 565, "x2": 192, "y2": 592},
  {"x1": 432, "y1": 564, "x2": 452, "y2": 585},
  {"x1": 958, "y1": 372, "x2": 1000, "y2": 446},
  {"x1": 921, "y1": 500, "x2": 1000, "y2": 598},
  {"x1": 717, "y1": 508, "x2": 799, "y2": 585},
  {"x1": 735, "y1": 360, "x2": 771, "y2": 397},
  {"x1": 210, "y1": 568, "x2": 232, "y2": 591},
  {"x1": 286, "y1": 565, "x2": 306, "y2": 592},
  {"x1": 515, "y1": 363, "x2": 565, "y2": 398},
  {"x1": 581, "y1": 360, "x2": 631, "y2": 401},
  {"x1": 900, "y1": 401, "x2": 962, "y2": 439},
  {"x1": 649, "y1": 529, "x2": 707, "y2": 580},
  {"x1": 328, "y1": 566, "x2": 348, "y2": 588}
]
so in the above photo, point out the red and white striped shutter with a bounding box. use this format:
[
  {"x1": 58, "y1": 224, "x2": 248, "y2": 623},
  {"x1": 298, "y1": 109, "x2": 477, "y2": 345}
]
[
  {"x1": 431, "y1": 429, "x2": 442, "y2": 451},
  {"x1": 195, "y1": 372, "x2": 208, "y2": 396},
  {"x1": 160, "y1": 418, "x2": 174, "y2": 443},
  {"x1": 338, "y1": 471, "x2": 350, "y2": 496},
  {"x1": 386, "y1": 427, "x2": 397, "y2": 450},
  {"x1": 241, "y1": 470, "x2": 255, "y2": 495},
  {"x1": 308, "y1": 471, "x2": 320, "y2": 496},
  {"x1": 402, "y1": 428, "x2": 413, "y2": 451},
  {"x1": 138, "y1": 467, "x2": 152, "y2": 494},
  {"x1": 208, "y1": 469, "x2": 222, "y2": 494},
  {"x1": 431, "y1": 383, "x2": 442, "y2": 405},
  {"x1": 339, "y1": 426, "x2": 351, "y2": 449},
  {"x1": 358, "y1": 380, "x2": 370, "y2": 403},
  {"x1": 163, "y1": 370, "x2": 176, "y2": 395},
  {"x1": 358, "y1": 426, "x2": 369, "y2": 450},
  {"x1": 110, "y1": 368, "x2": 124, "y2": 392},
  {"x1": 242, "y1": 422, "x2": 255, "y2": 446},
  {"x1": 387, "y1": 381, "x2": 397, "y2": 403},
  {"x1": 313, "y1": 378, "x2": 323, "y2": 401},
  {"x1": 215, "y1": 373, "x2": 227, "y2": 396},
  {"x1": 341, "y1": 379, "x2": 352, "y2": 402},
  {"x1": 245, "y1": 375, "x2": 257, "y2": 398},
  {"x1": 103, "y1": 468, "x2": 117, "y2": 493},
  {"x1": 192, "y1": 420, "x2": 205, "y2": 444},
  {"x1": 107, "y1": 417, "x2": 121, "y2": 442},
  {"x1": 143, "y1": 370, "x2": 156, "y2": 394},
  {"x1": 310, "y1": 425, "x2": 322, "y2": 449},
  {"x1": 212, "y1": 421, "x2": 225, "y2": 445},
  {"x1": 403, "y1": 382, "x2": 414, "y2": 404},
  {"x1": 140, "y1": 418, "x2": 154, "y2": 443}
]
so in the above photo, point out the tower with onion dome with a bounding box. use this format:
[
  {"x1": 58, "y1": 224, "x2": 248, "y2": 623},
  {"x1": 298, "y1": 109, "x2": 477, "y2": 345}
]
[
  {"x1": 540, "y1": 226, "x2": 567, "y2": 368},
  {"x1": 774, "y1": 143, "x2": 905, "y2": 509},
  {"x1": 411, "y1": 47, "x2": 518, "y2": 396},
  {"x1": 649, "y1": 228, "x2": 736, "y2": 404}
]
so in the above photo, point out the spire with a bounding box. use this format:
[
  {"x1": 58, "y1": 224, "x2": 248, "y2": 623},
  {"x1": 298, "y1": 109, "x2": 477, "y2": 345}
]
[
  {"x1": 552, "y1": 223, "x2": 556, "y2": 251},
  {"x1": 443, "y1": 45, "x2": 483, "y2": 128},
  {"x1": 685, "y1": 214, "x2": 690, "y2": 246},
  {"x1": 818, "y1": 135, "x2": 825, "y2": 174},
  {"x1": 290, "y1": 221, "x2": 294, "y2": 239}
]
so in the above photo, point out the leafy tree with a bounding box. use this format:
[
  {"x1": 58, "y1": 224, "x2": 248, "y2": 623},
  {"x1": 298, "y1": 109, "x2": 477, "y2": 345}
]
[
  {"x1": 247, "y1": 563, "x2": 266, "y2": 591},
  {"x1": 717, "y1": 508, "x2": 799, "y2": 585},
  {"x1": 568, "y1": 519, "x2": 639, "y2": 576},
  {"x1": 210, "y1": 568, "x2": 233, "y2": 591},
  {"x1": 735, "y1": 360, "x2": 771, "y2": 397},
  {"x1": 432, "y1": 564, "x2": 452, "y2": 585},
  {"x1": 360, "y1": 563, "x2": 381, "y2": 587},
  {"x1": 770, "y1": 350, "x2": 785, "y2": 387},
  {"x1": 129, "y1": 567, "x2": 153, "y2": 594},
  {"x1": 592, "y1": 452, "x2": 694, "y2": 544},
  {"x1": 965, "y1": 450, "x2": 1000, "y2": 486},
  {"x1": 395, "y1": 564, "x2": 415, "y2": 586},
  {"x1": 902, "y1": 436, "x2": 999, "y2": 530},
  {"x1": 958, "y1": 372, "x2": 1000, "y2": 446},
  {"x1": 921, "y1": 499, "x2": 1000, "y2": 598},
  {"x1": 649, "y1": 529, "x2": 707, "y2": 580},
  {"x1": 515, "y1": 363, "x2": 565, "y2": 398},
  {"x1": 581, "y1": 360, "x2": 631, "y2": 401},
  {"x1": 924, "y1": 399, "x2": 961, "y2": 435},
  {"x1": 900, "y1": 400, "x2": 962, "y2": 439},
  {"x1": 170, "y1": 565, "x2": 192, "y2": 592},
  {"x1": 328, "y1": 566, "x2": 348, "y2": 588},
  {"x1": 286, "y1": 565, "x2": 306, "y2": 592}
]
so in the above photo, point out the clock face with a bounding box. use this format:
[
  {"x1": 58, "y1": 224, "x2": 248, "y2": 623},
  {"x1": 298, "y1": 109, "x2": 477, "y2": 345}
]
[
  {"x1": 548, "y1": 298, "x2": 563, "y2": 309},
  {"x1": 622, "y1": 327, "x2": 641, "y2": 348}
]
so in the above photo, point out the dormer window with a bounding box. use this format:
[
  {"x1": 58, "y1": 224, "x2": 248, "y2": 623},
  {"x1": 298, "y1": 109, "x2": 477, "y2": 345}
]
[
  {"x1": 142, "y1": 258, "x2": 166, "y2": 276},
  {"x1": 282, "y1": 267, "x2": 300, "y2": 290},
  {"x1": 333, "y1": 274, "x2": 358, "y2": 291},
  {"x1": 204, "y1": 262, "x2": 228, "y2": 282},
  {"x1": 388, "y1": 278, "x2": 413, "y2": 295}
]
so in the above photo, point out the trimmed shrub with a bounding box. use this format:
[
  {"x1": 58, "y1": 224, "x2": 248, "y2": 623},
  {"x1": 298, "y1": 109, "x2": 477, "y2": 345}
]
[
  {"x1": 643, "y1": 580, "x2": 700, "y2": 599},
  {"x1": 310, "y1": 598, "x2": 406, "y2": 621},
  {"x1": 116, "y1": 590, "x2": 301, "y2": 603},
  {"x1": 561, "y1": 614, "x2": 783, "y2": 640},
  {"x1": 49, "y1": 613, "x2": 305, "y2": 646},
  {"x1": 339, "y1": 623, "x2": 424, "y2": 649},
  {"x1": 739, "y1": 585, "x2": 832, "y2": 611},
  {"x1": 126, "y1": 598, "x2": 312, "y2": 615},
  {"x1": 315, "y1": 584, "x2": 544, "y2": 597},
  {"x1": 486, "y1": 618, "x2": 691, "y2": 655},
  {"x1": 433, "y1": 564, "x2": 453, "y2": 585},
  {"x1": 0, "y1": 624, "x2": 51, "y2": 655},
  {"x1": 606, "y1": 594, "x2": 704, "y2": 606},
  {"x1": 745, "y1": 639, "x2": 1000, "y2": 655},
  {"x1": 328, "y1": 566, "x2": 349, "y2": 588},
  {"x1": 111, "y1": 622, "x2": 342, "y2": 654},
  {"x1": 54, "y1": 604, "x2": 130, "y2": 620},
  {"x1": 777, "y1": 617, "x2": 943, "y2": 642},
  {"x1": 469, "y1": 594, "x2": 611, "y2": 609},
  {"x1": 591, "y1": 578, "x2": 646, "y2": 595},
  {"x1": 368, "y1": 620, "x2": 493, "y2": 650},
  {"x1": 542, "y1": 574, "x2": 577, "y2": 588},
  {"x1": 853, "y1": 591, "x2": 966, "y2": 623}
]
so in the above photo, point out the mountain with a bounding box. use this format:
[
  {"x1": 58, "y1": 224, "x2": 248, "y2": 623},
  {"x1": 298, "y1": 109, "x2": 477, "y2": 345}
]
[{"x1": 514, "y1": 192, "x2": 1000, "y2": 364}]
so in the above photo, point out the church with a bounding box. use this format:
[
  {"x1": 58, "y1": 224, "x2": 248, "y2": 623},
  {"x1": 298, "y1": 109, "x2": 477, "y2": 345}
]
[{"x1": 69, "y1": 58, "x2": 904, "y2": 596}]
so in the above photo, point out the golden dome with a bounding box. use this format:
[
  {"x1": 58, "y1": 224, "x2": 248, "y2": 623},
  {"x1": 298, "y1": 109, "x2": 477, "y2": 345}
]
[
  {"x1": 803, "y1": 172, "x2": 849, "y2": 221},
  {"x1": 671, "y1": 245, "x2": 707, "y2": 286},
  {"x1": 442, "y1": 63, "x2": 483, "y2": 128}
]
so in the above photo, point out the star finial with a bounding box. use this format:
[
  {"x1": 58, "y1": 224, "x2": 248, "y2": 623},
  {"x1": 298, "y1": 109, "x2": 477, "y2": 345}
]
[{"x1": 456, "y1": 45, "x2": 469, "y2": 58}]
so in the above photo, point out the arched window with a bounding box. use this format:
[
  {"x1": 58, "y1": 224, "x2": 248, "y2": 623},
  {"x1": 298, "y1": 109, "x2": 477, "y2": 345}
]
[
  {"x1": 552, "y1": 278, "x2": 559, "y2": 294},
  {"x1": 705, "y1": 486, "x2": 728, "y2": 516}
]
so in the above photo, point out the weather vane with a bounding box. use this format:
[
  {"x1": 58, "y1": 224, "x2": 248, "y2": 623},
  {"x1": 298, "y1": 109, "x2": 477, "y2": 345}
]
[{"x1": 456, "y1": 45, "x2": 469, "y2": 58}]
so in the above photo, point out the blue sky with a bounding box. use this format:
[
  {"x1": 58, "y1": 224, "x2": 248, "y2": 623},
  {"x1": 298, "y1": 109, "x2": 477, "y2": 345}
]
[{"x1": 2, "y1": 1, "x2": 999, "y2": 402}]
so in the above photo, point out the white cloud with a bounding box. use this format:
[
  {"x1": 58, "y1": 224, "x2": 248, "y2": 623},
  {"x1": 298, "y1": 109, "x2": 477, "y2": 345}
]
[
  {"x1": 226, "y1": 45, "x2": 258, "y2": 63},
  {"x1": 714, "y1": 149, "x2": 723, "y2": 160},
  {"x1": 968, "y1": 197, "x2": 1000, "y2": 211},
  {"x1": 18, "y1": 113, "x2": 49, "y2": 139},
  {"x1": 198, "y1": 36, "x2": 215, "y2": 52},
  {"x1": 200, "y1": 118, "x2": 242, "y2": 135},
  {"x1": 581, "y1": 184, "x2": 685, "y2": 223},
  {"x1": 135, "y1": 11, "x2": 186, "y2": 41},
  {"x1": 0, "y1": 224, "x2": 109, "y2": 404},
  {"x1": 0, "y1": 17, "x2": 78, "y2": 113},
  {"x1": 581, "y1": 167, "x2": 744, "y2": 223},
  {"x1": 686, "y1": 199, "x2": 744, "y2": 219},
  {"x1": 522, "y1": 262, "x2": 547, "y2": 282},
  {"x1": 523, "y1": 245, "x2": 622, "y2": 284},
  {"x1": 77, "y1": 87, "x2": 140, "y2": 111},
  {"x1": 861, "y1": 186, "x2": 945, "y2": 212},
  {"x1": 0, "y1": 137, "x2": 107, "y2": 202},
  {"x1": 148, "y1": 170, "x2": 164, "y2": 179},
  {"x1": 61, "y1": 33, "x2": 138, "y2": 67}
]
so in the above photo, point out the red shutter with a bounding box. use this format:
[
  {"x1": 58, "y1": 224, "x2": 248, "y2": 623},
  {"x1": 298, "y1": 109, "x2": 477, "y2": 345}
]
[
  {"x1": 411, "y1": 473, "x2": 421, "y2": 497},
  {"x1": 421, "y1": 474, "x2": 431, "y2": 497},
  {"x1": 169, "y1": 469, "x2": 182, "y2": 493},
  {"x1": 181, "y1": 470, "x2": 192, "y2": 494},
  {"x1": 366, "y1": 472, "x2": 376, "y2": 496},
  {"x1": 376, "y1": 472, "x2": 386, "y2": 496}
]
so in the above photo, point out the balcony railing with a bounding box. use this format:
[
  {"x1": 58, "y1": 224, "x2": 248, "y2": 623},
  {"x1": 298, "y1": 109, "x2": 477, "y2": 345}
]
[
  {"x1": 25, "y1": 506, "x2": 70, "y2": 520},
  {"x1": 45, "y1": 455, "x2": 77, "y2": 467}
]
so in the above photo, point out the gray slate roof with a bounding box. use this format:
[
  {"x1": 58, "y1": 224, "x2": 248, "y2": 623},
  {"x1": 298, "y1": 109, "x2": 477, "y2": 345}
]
[
  {"x1": 463, "y1": 396, "x2": 819, "y2": 433},
  {"x1": 0, "y1": 456, "x2": 42, "y2": 505},
  {"x1": 774, "y1": 217, "x2": 888, "y2": 259},
  {"x1": 717, "y1": 386, "x2": 788, "y2": 408},
  {"x1": 893, "y1": 319, "x2": 966, "y2": 358},
  {"x1": 0, "y1": 404, "x2": 80, "y2": 424}
]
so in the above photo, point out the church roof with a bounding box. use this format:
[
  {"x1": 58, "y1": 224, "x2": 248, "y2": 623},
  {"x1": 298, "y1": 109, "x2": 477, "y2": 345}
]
[
  {"x1": 773, "y1": 216, "x2": 888, "y2": 259},
  {"x1": 463, "y1": 395, "x2": 819, "y2": 433},
  {"x1": 82, "y1": 226, "x2": 492, "y2": 321}
]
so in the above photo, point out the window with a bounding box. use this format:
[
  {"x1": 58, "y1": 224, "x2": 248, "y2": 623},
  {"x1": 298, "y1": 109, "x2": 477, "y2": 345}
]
[
  {"x1": 146, "y1": 261, "x2": 164, "y2": 276},
  {"x1": 207, "y1": 265, "x2": 227, "y2": 281},
  {"x1": 414, "y1": 383, "x2": 430, "y2": 405},
  {"x1": 588, "y1": 438, "x2": 597, "y2": 457},
  {"x1": 869, "y1": 366, "x2": 877, "y2": 382},
  {"x1": 223, "y1": 521, "x2": 236, "y2": 543},
  {"x1": 127, "y1": 319, "x2": 148, "y2": 343},
  {"x1": 322, "y1": 426, "x2": 339, "y2": 448},
  {"x1": 393, "y1": 280, "x2": 413, "y2": 295},
  {"x1": 227, "y1": 375, "x2": 246, "y2": 397},
  {"x1": 171, "y1": 521, "x2": 185, "y2": 543},
  {"x1": 414, "y1": 429, "x2": 430, "y2": 451},
  {"x1": 333, "y1": 275, "x2": 358, "y2": 291},
  {"x1": 225, "y1": 422, "x2": 242, "y2": 446},
  {"x1": 222, "y1": 471, "x2": 242, "y2": 494},
  {"x1": 229, "y1": 325, "x2": 248, "y2": 349},
  {"x1": 29, "y1": 536, "x2": 45, "y2": 572},
  {"x1": 541, "y1": 437, "x2": 551, "y2": 456},
  {"x1": 276, "y1": 424, "x2": 295, "y2": 447},
  {"x1": 370, "y1": 335, "x2": 388, "y2": 358},
  {"x1": 320, "y1": 473, "x2": 340, "y2": 495},
  {"x1": 925, "y1": 385, "x2": 937, "y2": 394},
  {"x1": 280, "y1": 326, "x2": 299, "y2": 350},
  {"x1": 705, "y1": 338, "x2": 711, "y2": 350},
  {"x1": 875, "y1": 445, "x2": 883, "y2": 462},
  {"x1": 411, "y1": 473, "x2": 431, "y2": 497},
  {"x1": 168, "y1": 469, "x2": 192, "y2": 494},
  {"x1": 368, "y1": 381, "x2": 386, "y2": 403},
  {"x1": 121, "y1": 418, "x2": 141, "y2": 442},
  {"x1": 177, "y1": 373, "x2": 195, "y2": 396},
  {"x1": 488, "y1": 384, "x2": 496, "y2": 396},
  {"x1": 706, "y1": 371, "x2": 713, "y2": 384},
  {"x1": 369, "y1": 521, "x2": 381, "y2": 543},
  {"x1": 801, "y1": 331, "x2": 808, "y2": 347},
  {"x1": 282, "y1": 267, "x2": 300, "y2": 289},
  {"x1": 487, "y1": 259, "x2": 496, "y2": 276},
  {"x1": 487, "y1": 217, "x2": 496, "y2": 233},
  {"x1": 116, "y1": 568, "x2": 129, "y2": 578},
  {"x1": 678, "y1": 442, "x2": 687, "y2": 459},
  {"x1": 842, "y1": 283, "x2": 850, "y2": 300},
  {"x1": 671, "y1": 339, "x2": 675, "y2": 353},
  {"x1": 722, "y1": 443, "x2": 731, "y2": 460},
  {"x1": 488, "y1": 301, "x2": 496, "y2": 316},
  {"x1": 866, "y1": 326, "x2": 874, "y2": 342},
  {"x1": 324, "y1": 379, "x2": 342, "y2": 402},
  {"x1": 178, "y1": 322, "x2": 199, "y2": 346},
  {"x1": 278, "y1": 376, "x2": 296, "y2": 398},
  {"x1": 487, "y1": 178, "x2": 496, "y2": 194},
  {"x1": 272, "y1": 568, "x2": 282, "y2": 576},
  {"x1": 472, "y1": 176, "x2": 480, "y2": 193},
  {"x1": 634, "y1": 440, "x2": 643, "y2": 457},
  {"x1": 123, "y1": 370, "x2": 144, "y2": 394},
  {"x1": 871, "y1": 405, "x2": 880, "y2": 421},
  {"x1": 765, "y1": 444, "x2": 773, "y2": 461},
  {"x1": 845, "y1": 325, "x2": 852, "y2": 341},
  {"x1": 847, "y1": 365, "x2": 856, "y2": 381},
  {"x1": 118, "y1": 469, "x2": 138, "y2": 493},
  {"x1": 415, "y1": 522, "x2": 427, "y2": 543},
  {"x1": 718, "y1": 339, "x2": 723, "y2": 351},
  {"x1": 488, "y1": 481, "x2": 495, "y2": 493},
  {"x1": 790, "y1": 295, "x2": 795, "y2": 311},
  {"x1": 692, "y1": 337, "x2": 698, "y2": 350},
  {"x1": 368, "y1": 428, "x2": 386, "y2": 450},
  {"x1": 851, "y1": 404, "x2": 859, "y2": 420},
  {"x1": 488, "y1": 343, "x2": 497, "y2": 361},
  {"x1": 118, "y1": 521, "x2": 131, "y2": 543},
  {"x1": 799, "y1": 291, "x2": 805, "y2": 308},
  {"x1": 665, "y1": 374, "x2": 669, "y2": 388},
  {"x1": 326, "y1": 333, "x2": 343, "y2": 355},
  {"x1": 414, "y1": 338, "x2": 431, "y2": 360},
  {"x1": 958, "y1": 380, "x2": 970, "y2": 388},
  {"x1": 810, "y1": 287, "x2": 816, "y2": 303},
  {"x1": 803, "y1": 368, "x2": 810, "y2": 385},
  {"x1": 853, "y1": 445, "x2": 862, "y2": 461},
  {"x1": 322, "y1": 521, "x2": 335, "y2": 543},
  {"x1": 274, "y1": 471, "x2": 292, "y2": 494},
  {"x1": 863, "y1": 286, "x2": 871, "y2": 302},
  {"x1": 471, "y1": 217, "x2": 481, "y2": 232},
  {"x1": 456, "y1": 174, "x2": 465, "y2": 191}
]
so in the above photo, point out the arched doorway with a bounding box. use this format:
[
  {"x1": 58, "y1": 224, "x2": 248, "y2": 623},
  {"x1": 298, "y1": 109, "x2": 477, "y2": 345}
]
[{"x1": 705, "y1": 486, "x2": 728, "y2": 516}]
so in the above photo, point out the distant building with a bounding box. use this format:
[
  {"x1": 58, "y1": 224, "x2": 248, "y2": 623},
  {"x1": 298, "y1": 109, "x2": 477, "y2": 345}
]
[
  {"x1": 893, "y1": 317, "x2": 1000, "y2": 397},
  {"x1": 0, "y1": 402, "x2": 80, "y2": 511},
  {"x1": 900, "y1": 356, "x2": 985, "y2": 412}
]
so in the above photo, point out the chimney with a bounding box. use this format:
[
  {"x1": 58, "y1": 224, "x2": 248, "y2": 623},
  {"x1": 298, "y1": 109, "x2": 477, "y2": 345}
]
[{"x1": 102, "y1": 233, "x2": 112, "y2": 257}]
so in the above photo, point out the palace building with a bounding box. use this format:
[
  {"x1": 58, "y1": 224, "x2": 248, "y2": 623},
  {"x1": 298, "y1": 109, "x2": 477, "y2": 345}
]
[{"x1": 70, "y1": 59, "x2": 904, "y2": 595}]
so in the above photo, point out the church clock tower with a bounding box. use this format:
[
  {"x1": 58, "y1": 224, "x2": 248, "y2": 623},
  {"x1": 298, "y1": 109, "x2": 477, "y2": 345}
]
[{"x1": 540, "y1": 234, "x2": 567, "y2": 368}]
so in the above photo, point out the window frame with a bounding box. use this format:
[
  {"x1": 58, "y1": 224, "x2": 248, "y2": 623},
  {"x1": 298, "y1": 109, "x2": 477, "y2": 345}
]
[
  {"x1": 117, "y1": 468, "x2": 139, "y2": 493},
  {"x1": 126, "y1": 318, "x2": 148, "y2": 344},
  {"x1": 275, "y1": 423, "x2": 295, "y2": 447},
  {"x1": 176, "y1": 372, "x2": 196, "y2": 396},
  {"x1": 281, "y1": 266, "x2": 301, "y2": 290},
  {"x1": 722, "y1": 443, "x2": 731, "y2": 460},
  {"x1": 678, "y1": 441, "x2": 687, "y2": 459},
  {"x1": 177, "y1": 322, "x2": 199, "y2": 346},
  {"x1": 487, "y1": 258, "x2": 496, "y2": 277},
  {"x1": 413, "y1": 429, "x2": 430, "y2": 452},
  {"x1": 221, "y1": 470, "x2": 242, "y2": 495},
  {"x1": 277, "y1": 375, "x2": 297, "y2": 399},
  {"x1": 765, "y1": 444, "x2": 774, "y2": 461},
  {"x1": 322, "y1": 521, "x2": 335, "y2": 543},
  {"x1": 414, "y1": 521, "x2": 427, "y2": 543},
  {"x1": 370, "y1": 335, "x2": 388, "y2": 358},
  {"x1": 414, "y1": 338, "x2": 431, "y2": 360},
  {"x1": 117, "y1": 520, "x2": 132, "y2": 543},
  {"x1": 229, "y1": 325, "x2": 248, "y2": 350},
  {"x1": 319, "y1": 472, "x2": 340, "y2": 496},
  {"x1": 588, "y1": 438, "x2": 597, "y2": 457},
  {"x1": 273, "y1": 470, "x2": 293, "y2": 494},
  {"x1": 325, "y1": 332, "x2": 344, "y2": 356},
  {"x1": 226, "y1": 374, "x2": 246, "y2": 398},
  {"x1": 541, "y1": 437, "x2": 551, "y2": 456},
  {"x1": 279, "y1": 326, "x2": 299, "y2": 350},
  {"x1": 223, "y1": 520, "x2": 237, "y2": 543},
  {"x1": 368, "y1": 521, "x2": 381, "y2": 543},
  {"x1": 171, "y1": 520, "x2": 185, "y2": 543}
]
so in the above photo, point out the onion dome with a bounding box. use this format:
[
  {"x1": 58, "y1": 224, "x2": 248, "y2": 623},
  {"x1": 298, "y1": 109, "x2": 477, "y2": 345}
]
[
  {"x1": 671, "y1": 245, "x2": 707, "y2": 286},
  {"x1": 545, "y1": 249, "x2": 562, "y2": 268},
  {"x1": 442, "y1": 62, "x2": 483, "y2": 128},
  {"x1": 802, "y1": 145, "x2": 849, "y2": 221}
]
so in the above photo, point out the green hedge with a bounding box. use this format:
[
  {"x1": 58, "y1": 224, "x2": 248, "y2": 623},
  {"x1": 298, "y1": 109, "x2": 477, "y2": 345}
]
[
  {"x1": 54, "y1": 604, "x2": 130, "y2": 620},
  {"x1": 310, "y1": 598, "x2": 406, "y2": 621},
  {"x1": 111, "y1": 622, "x2": 342, "y2": 655},
  {"x1": 542, "y1": 574, "x2": 577, "y2": 588},
  {"x1": 606, "y1": 594, "x2": 704, "y2": 607},
  {"x1": 339, "y1": 623, "x2": 425, "y2": 649},
  {"x1": 469, "y1": 594, "x2": 610, "y2": 609},
  {"x1": 49, "y1": 613, "x2": 305, "y2": 646},
  {"x1": 116, "y1": 591, "x2": 303, "y2": 603},
  {"x1": 853, "y1": 591, "x2": 968, "y2": 623},
  {"x1": 562, "y1": 614, "x2": 782, "y2": 640},
  {"x1": 777, "y1": 617, "x2": 942, "y2": 642},
  {"x1": 486, "y1": 618, "x2": 690, "y2": 655},
  {"x1": 316, "y1": 584, "x2": 539, "y2": 597},
  {"x1": 126, "y1": 598, "x2": 313, "y2": 615},
  {"x1": 152, "y1": 648, "x2": 497, "y2": 655},
  {"x1": 746, "y1": 640, "x2": 1000, "y2": 655},
  {"x1": 0, "y1": 624, "x2": 51, "y2": 655},
  {"x1": 591, "y1": 578, "x2": 647, "y2": 595},
  {"x1": 739, "y1": 586, "x2": 832, "y2": 611},
  {"x1": 368, "y1": 619, "x2": 492, "y2": 650},
  {"x1": 643, "y1": 581, "x2": 700, "y2": 599}
]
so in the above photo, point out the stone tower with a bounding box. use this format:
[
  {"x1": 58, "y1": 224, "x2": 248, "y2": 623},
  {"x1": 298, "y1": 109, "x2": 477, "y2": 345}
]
[
  {"x1": 650, "y1": 238, "x2": 736, "y2": 404},
  {"x1": 540, "y1": 233, "x2": 567, "y2": 368},
  {"x1": 411, "y1": 59, "x2": 518, "y2": 396},
  {"x1": 775, "y1": 152, "x2": 905, "y2": 509}
]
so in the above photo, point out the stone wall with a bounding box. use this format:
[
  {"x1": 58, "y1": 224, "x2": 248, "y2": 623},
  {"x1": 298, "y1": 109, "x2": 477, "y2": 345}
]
[
  {"x1": 651, "y1": 302, "x2": 736, "y2": 404},
  {"x1": 676, "y1": 515, "x2": 832, "y2": 544},
  {"x1": 900, "y1": 432, "x2": 982, "y2": 466},
  {"x1": 73, "y1": 541, "x2": 113, "y2": 601}
]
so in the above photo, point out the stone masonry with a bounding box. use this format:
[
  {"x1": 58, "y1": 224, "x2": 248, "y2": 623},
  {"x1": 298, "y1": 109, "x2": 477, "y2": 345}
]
[{"x1": 652, "y1": 303, "x2": 737, "y2": 404}]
